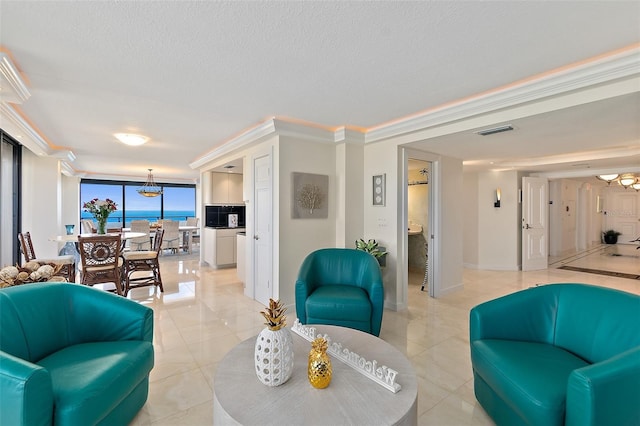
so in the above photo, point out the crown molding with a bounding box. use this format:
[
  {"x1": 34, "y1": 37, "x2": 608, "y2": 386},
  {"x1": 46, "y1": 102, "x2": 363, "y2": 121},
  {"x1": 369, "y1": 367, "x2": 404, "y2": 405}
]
[
  {"x1": 190, "y1": 118, "x2": 351, "y2": 170},
  {"x1": 0, "y1": 103, "x2": 76, "y2": 161},
  {"x1": 190, "y1": 118, "x2": 278, "y2": 169},
  {"x1": 334, "y1": 127, "x2": 366, "y2": 144},
  {"x1": 273, "y1": 119, "x2": 336, "y2": 142},
  {"x1": 0, "y1": 102, "x2": 49, "y2": 155},
  {"x1": 534, "y1": 165, "x2": 640, "y2": 180},
  {"x1": 366, "y1": 45, "x2": 640, "y2": 143},
  {"x1": 0, "y1": 53, "x2": 30, "y2": 103}
]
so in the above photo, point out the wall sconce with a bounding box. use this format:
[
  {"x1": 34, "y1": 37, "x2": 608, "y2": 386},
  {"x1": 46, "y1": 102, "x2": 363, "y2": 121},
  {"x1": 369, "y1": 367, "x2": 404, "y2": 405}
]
[{"x1": 494, "y1": 188, "x2": 501, "y2": 208}]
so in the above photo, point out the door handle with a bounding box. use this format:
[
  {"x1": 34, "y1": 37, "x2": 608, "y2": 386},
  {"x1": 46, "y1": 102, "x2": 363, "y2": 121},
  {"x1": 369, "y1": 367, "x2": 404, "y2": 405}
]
[
  {"x1": 254, "y1": 235, "x2": 260, "y2": 240},
  {"x1": 523, "y1": 223, "x2": 531, "y2": 229}
]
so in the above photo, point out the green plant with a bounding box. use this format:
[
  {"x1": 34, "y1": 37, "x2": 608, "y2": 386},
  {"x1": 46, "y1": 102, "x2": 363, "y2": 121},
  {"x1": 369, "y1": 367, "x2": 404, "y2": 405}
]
[
  {"x1": 355, "y1": 239, "x2": 388, "y2": 259},
  {"x1": 603, "y1": 230, "x2": 621, "y2": 237}
]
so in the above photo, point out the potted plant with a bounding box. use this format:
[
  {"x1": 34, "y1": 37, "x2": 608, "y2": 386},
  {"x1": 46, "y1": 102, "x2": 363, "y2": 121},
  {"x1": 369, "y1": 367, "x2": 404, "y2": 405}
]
[
  {"x1": 602, "y1": 229, "x2": 621, "y2": 244},
  {"x1": 355, "y1": 238, "x2": 388, "y2": 267}
]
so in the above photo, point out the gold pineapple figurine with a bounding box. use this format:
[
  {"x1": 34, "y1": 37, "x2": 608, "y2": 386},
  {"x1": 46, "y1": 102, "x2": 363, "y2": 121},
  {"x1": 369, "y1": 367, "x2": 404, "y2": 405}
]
[{"x1": 308, "y1": 336, "x2": 332, "y2": 389}]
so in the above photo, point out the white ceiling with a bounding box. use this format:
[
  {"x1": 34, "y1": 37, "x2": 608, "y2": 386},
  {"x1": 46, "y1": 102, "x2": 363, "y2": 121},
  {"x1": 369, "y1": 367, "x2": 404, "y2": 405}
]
[{"x1": 1, "y1": 1, "x2": 639, "y2": 183}]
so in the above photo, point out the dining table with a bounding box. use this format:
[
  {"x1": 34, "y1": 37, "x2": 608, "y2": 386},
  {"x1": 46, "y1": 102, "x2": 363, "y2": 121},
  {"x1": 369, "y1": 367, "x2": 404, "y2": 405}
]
[{"x1": 122, "y1": 225, "x2": 199, "y2": 254}]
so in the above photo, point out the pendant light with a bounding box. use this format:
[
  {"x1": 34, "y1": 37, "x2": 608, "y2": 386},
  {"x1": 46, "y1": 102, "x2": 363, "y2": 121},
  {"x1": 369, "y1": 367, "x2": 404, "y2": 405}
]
[{"x1": 137, "y1": 169, "x2": 163, "y2": 197}]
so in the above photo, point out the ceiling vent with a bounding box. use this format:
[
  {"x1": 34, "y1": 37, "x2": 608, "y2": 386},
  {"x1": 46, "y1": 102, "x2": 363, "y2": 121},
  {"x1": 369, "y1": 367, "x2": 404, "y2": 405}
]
[{"x1": 475, "y1": 125, "x2": 514, "y2": 136}]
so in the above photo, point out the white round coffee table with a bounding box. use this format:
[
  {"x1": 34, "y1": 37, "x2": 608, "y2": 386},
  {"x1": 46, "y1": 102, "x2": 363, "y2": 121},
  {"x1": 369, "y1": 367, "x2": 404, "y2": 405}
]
[{"x1": 213, "y1": 324, "x2": 418, "y2": 425}]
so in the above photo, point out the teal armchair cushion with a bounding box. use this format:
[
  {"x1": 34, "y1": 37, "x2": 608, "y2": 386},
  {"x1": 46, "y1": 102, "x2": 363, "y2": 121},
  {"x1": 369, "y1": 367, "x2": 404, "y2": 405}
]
[
  {"x1": 470, "y1": 283, "x2": 640, "y2": 426},
  {"x1": 1, "y1": 282, "x2": 154, "y2": 426},
  {"x1": 295, "y1": 248, "x2": 384, "y2": 336}
]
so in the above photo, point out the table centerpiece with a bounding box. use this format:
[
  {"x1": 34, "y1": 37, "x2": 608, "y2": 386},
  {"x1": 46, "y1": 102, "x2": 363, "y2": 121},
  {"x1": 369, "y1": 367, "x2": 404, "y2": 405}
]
[{"x1": 83, "y1": 198, "x2": 118, "y2": 234}]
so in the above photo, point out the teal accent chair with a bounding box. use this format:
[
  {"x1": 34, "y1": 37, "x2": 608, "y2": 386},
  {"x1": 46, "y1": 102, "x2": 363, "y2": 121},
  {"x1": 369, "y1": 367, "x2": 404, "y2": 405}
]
[
  {"x1": 470, "y1": 283, "x2": 640, "y2": 426},
  {"x1": 295, "y1": 248, "x2": 384, "y2": 336},
  {"x1": 1, "y1": 282, "x2": 154, "y2": 425}
]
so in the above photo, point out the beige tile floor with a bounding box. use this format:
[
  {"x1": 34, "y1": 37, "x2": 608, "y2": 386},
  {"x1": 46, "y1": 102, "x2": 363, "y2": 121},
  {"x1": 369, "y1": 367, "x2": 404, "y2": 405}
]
[{"x1": 129, "y1": 244, "x2": 640, "y2": 425}]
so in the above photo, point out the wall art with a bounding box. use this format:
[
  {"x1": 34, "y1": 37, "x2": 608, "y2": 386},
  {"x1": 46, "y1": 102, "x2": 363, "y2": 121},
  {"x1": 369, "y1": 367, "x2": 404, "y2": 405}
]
[{"x1": 292, "y1": 172, "x2": 328, "y2": 219}]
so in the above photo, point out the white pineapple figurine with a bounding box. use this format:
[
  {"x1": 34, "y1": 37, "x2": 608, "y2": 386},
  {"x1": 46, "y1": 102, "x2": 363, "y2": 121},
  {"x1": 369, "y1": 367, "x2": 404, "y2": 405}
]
[{"x1": 254, "y1": 299, "x2": 294, "y2": 386}]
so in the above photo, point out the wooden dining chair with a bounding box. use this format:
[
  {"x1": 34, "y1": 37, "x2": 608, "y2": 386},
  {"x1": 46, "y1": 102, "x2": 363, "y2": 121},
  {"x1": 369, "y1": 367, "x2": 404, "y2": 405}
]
[
  {"x1": 17, "y1": 231, "x2": 76, "y2": 282},
  {"x1": 122, "y1": 228, "x2": 164, "y2": 296},
  {"x1": 77, "y1": 234, "x2": 123, "y2": 295}
]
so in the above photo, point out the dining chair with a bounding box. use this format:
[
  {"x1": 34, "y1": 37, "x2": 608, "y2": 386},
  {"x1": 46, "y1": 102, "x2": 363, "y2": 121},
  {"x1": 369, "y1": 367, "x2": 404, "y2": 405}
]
[
  {"x1": 186, "y1": 217, "x2": 200, "y2": 249},
  {"x1": 160, "y1": 220, "x2": 180, "y2": 253},
  {"x1": 17, "y1": 231, "x2": 76, "y2": 282},
  {"x1": 129, "y1": 220, "x2": 151, "y2": 251},
  {"x1": 77, "y1": 234, "x2": 123, "y2": 295},
  {"x1": 122, "y1": 228, "x2": 164, "y2": 296},
  {"x1": 81, "y1": 219, "x2": 96, "y2": 234}
]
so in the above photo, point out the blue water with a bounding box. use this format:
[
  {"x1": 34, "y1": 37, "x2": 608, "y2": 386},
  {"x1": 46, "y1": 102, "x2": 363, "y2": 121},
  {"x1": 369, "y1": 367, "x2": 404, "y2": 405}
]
[{"x1": 81, "y1": 210, "x2": 195, "y2": 226}]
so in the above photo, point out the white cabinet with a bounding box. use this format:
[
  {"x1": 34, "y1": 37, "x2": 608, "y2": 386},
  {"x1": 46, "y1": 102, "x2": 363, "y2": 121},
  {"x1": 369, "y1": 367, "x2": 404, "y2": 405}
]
[
  {"x1": 216, "y1": 232, "x2": 235, "y2": 265},
  {"x1": 237, "y1": 233, "x2": 246, "y2": 284},
  {"x1": 210, "y1": 172, "x2": 243, "y2": 204},
  {"x1": 204, "y1": 227, "x2": 245, "y2": 268},
  {"x1": 228, "y1": 173, "x2": 244, "y2": 204},
  {"x1": 203, "y1": 228, "x2": 216, "y2": 266}
]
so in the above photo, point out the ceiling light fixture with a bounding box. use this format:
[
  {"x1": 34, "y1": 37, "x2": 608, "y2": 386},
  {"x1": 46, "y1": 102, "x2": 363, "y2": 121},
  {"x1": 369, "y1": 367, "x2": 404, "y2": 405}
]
[
  {"x1": 596, "y1": 173, "x2": 638, "y2": 189},
  {"x1": 595, "y1": 174, "x2": 620, "y2": 185},
  {"x1": 475, "y1": 125, "x2": 514, "y2": 136},
  {"x1": 115, "y1": 133, "x2": 149, "y2": 146},
  {"x1": 137, "y1": 169, "x2": 163, "y2": 197}
]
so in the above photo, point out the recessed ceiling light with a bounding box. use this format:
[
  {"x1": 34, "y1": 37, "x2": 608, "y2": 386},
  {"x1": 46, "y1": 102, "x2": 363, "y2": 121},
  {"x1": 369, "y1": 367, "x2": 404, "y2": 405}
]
[{"x1": 114, "y1": 133, "x2": 149, "y2": 146}]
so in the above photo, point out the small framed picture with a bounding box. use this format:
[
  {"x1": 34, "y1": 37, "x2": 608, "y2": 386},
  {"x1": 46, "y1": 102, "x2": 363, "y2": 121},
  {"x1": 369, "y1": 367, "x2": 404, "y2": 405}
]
[{"x1": 372, "y1": 174, "x2": 385, "y2": 206}]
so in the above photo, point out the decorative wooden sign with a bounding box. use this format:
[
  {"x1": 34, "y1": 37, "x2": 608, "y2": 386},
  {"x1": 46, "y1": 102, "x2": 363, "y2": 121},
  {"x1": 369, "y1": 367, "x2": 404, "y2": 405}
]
[{"x1": 292, "y1": 319, "x2": 401, "y2": 393}]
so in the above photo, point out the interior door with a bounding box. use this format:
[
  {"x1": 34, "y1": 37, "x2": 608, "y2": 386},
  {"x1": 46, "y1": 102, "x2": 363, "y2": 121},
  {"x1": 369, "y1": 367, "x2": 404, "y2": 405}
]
[
  {"x1": 607, "y1": 191, "x2": 639, "y2": 243},
  {"x1": 253, "y1": 154, "x2": 272, "y2": 305},
  {"x1": 522, "y1": 176, "x2": 549, "y2": 271}
]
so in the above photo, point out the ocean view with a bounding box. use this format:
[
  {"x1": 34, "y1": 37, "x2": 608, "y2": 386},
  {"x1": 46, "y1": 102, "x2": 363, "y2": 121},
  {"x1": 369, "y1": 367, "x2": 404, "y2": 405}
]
[{"x1": 81, "y1": 210, "x2": 196, "y2": 226}]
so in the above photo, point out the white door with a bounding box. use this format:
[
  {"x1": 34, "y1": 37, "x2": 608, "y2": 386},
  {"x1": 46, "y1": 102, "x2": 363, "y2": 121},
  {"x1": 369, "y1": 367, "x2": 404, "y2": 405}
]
[
  {"x1": 522, "y1": 176, "x2": 549, "y2": 271},
  {"x1": 253, "y1": 154, "x2": 272, "y2": 306},
  {"x1": 607, "y1": 191, "x2": 639, "y2": 244}
]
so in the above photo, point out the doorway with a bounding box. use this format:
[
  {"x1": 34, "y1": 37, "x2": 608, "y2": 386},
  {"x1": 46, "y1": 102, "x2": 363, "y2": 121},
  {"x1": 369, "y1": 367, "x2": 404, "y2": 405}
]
[{"x1": 407, "y1": 159, "x2": 430, "y2": 292}]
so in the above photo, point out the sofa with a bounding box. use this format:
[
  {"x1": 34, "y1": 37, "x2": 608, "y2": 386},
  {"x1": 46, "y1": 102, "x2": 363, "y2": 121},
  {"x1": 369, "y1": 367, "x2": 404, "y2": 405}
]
[
  {"x1": 470, "y1": 283, "x2": 640, "y2": 426},
  {"x1": 295, "y1": 248, "x2": 384, "y2": 336},
  {"x1": 0, "y1": 282, "x2": 154, "y2": 425}
]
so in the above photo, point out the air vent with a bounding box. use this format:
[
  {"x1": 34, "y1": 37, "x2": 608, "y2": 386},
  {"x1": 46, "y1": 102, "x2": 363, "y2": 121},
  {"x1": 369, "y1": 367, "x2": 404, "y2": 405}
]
[{"x1": 475, "y1": 125, "x2": 514, "y2": 136}]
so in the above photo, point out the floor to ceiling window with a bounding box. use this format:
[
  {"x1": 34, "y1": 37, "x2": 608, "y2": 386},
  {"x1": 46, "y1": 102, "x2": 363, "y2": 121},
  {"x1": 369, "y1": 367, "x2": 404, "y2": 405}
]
[{"x1": 80, "y1": 179, "x2": 195, "y2": 227}]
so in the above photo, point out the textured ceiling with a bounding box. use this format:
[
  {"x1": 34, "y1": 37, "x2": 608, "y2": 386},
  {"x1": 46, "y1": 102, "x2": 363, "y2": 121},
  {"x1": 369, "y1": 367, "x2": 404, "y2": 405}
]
[{"x1": 0, "y1": 1, "x2": 639, "y2": 181}]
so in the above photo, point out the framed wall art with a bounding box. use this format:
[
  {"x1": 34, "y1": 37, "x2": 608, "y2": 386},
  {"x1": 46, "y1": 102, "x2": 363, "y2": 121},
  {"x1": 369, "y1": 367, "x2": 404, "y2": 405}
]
[
  {"x1": 292, "y1": 172, "x2": 329, "y2": 219},
  {"x1": 372, "y1": 174, "x2": 385, "y2": 206}
]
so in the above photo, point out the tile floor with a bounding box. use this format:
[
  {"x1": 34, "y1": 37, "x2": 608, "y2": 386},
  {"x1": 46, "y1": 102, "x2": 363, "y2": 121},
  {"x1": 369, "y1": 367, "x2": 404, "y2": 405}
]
[{"x1": 129, "y1": 244, "x2": 640, "y2": 425}]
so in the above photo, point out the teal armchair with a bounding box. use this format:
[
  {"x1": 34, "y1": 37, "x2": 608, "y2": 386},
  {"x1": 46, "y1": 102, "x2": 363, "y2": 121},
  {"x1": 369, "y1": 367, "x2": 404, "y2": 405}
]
[
  {"x1": 295, "y1": 248, "x2": 384, "y2": 336},
  {"x1": 1, "y1": 282, "x2": 154, "y2": 425},
  {"x1": 470, "y1": 283, "x2": 640, "y2": 426}
]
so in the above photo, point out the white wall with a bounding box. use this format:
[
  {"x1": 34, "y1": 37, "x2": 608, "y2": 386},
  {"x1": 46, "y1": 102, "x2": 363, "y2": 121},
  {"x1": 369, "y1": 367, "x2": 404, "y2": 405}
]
[
  {"x1": 438, "y1": 156, "x2": 464, "y2": 294},
  {"x1": 475, "y1": 170, "x2": 520, "y2": 270},
  {"x1": 21, "y1": 149, "x2": 62, "y2": 259},
  {"x1": 462, "y1": 172, "x2": 479, "y2": 268},
  {"x1": 278, "y1": 135, "x2": 337, "y2": 307},
  {"x1": 335, "y1": 139, "x2": 365, "y2": 248}
]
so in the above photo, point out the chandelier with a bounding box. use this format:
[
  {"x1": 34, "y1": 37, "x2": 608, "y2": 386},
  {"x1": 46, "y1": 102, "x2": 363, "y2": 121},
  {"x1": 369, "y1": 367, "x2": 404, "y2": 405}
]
[
  {"x1": 137, "y1": 169, "x2": 163, "y2": 197},
  {"x1": 596, "y1": 173, "x2": 640, "y2": 191}
]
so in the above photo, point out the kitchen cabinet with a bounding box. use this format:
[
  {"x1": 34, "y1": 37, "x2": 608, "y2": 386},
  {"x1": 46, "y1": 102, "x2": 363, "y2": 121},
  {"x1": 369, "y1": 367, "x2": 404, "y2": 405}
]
[
  {"x1": 210, "y1": 172, "x2": 243, "y2": 204},
  {"x1": 204, "y1": 227, "x2": 245, "y2": 268},
  {"x1": 237, "y1": 233, "x2": 246, "y2": 284}
]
